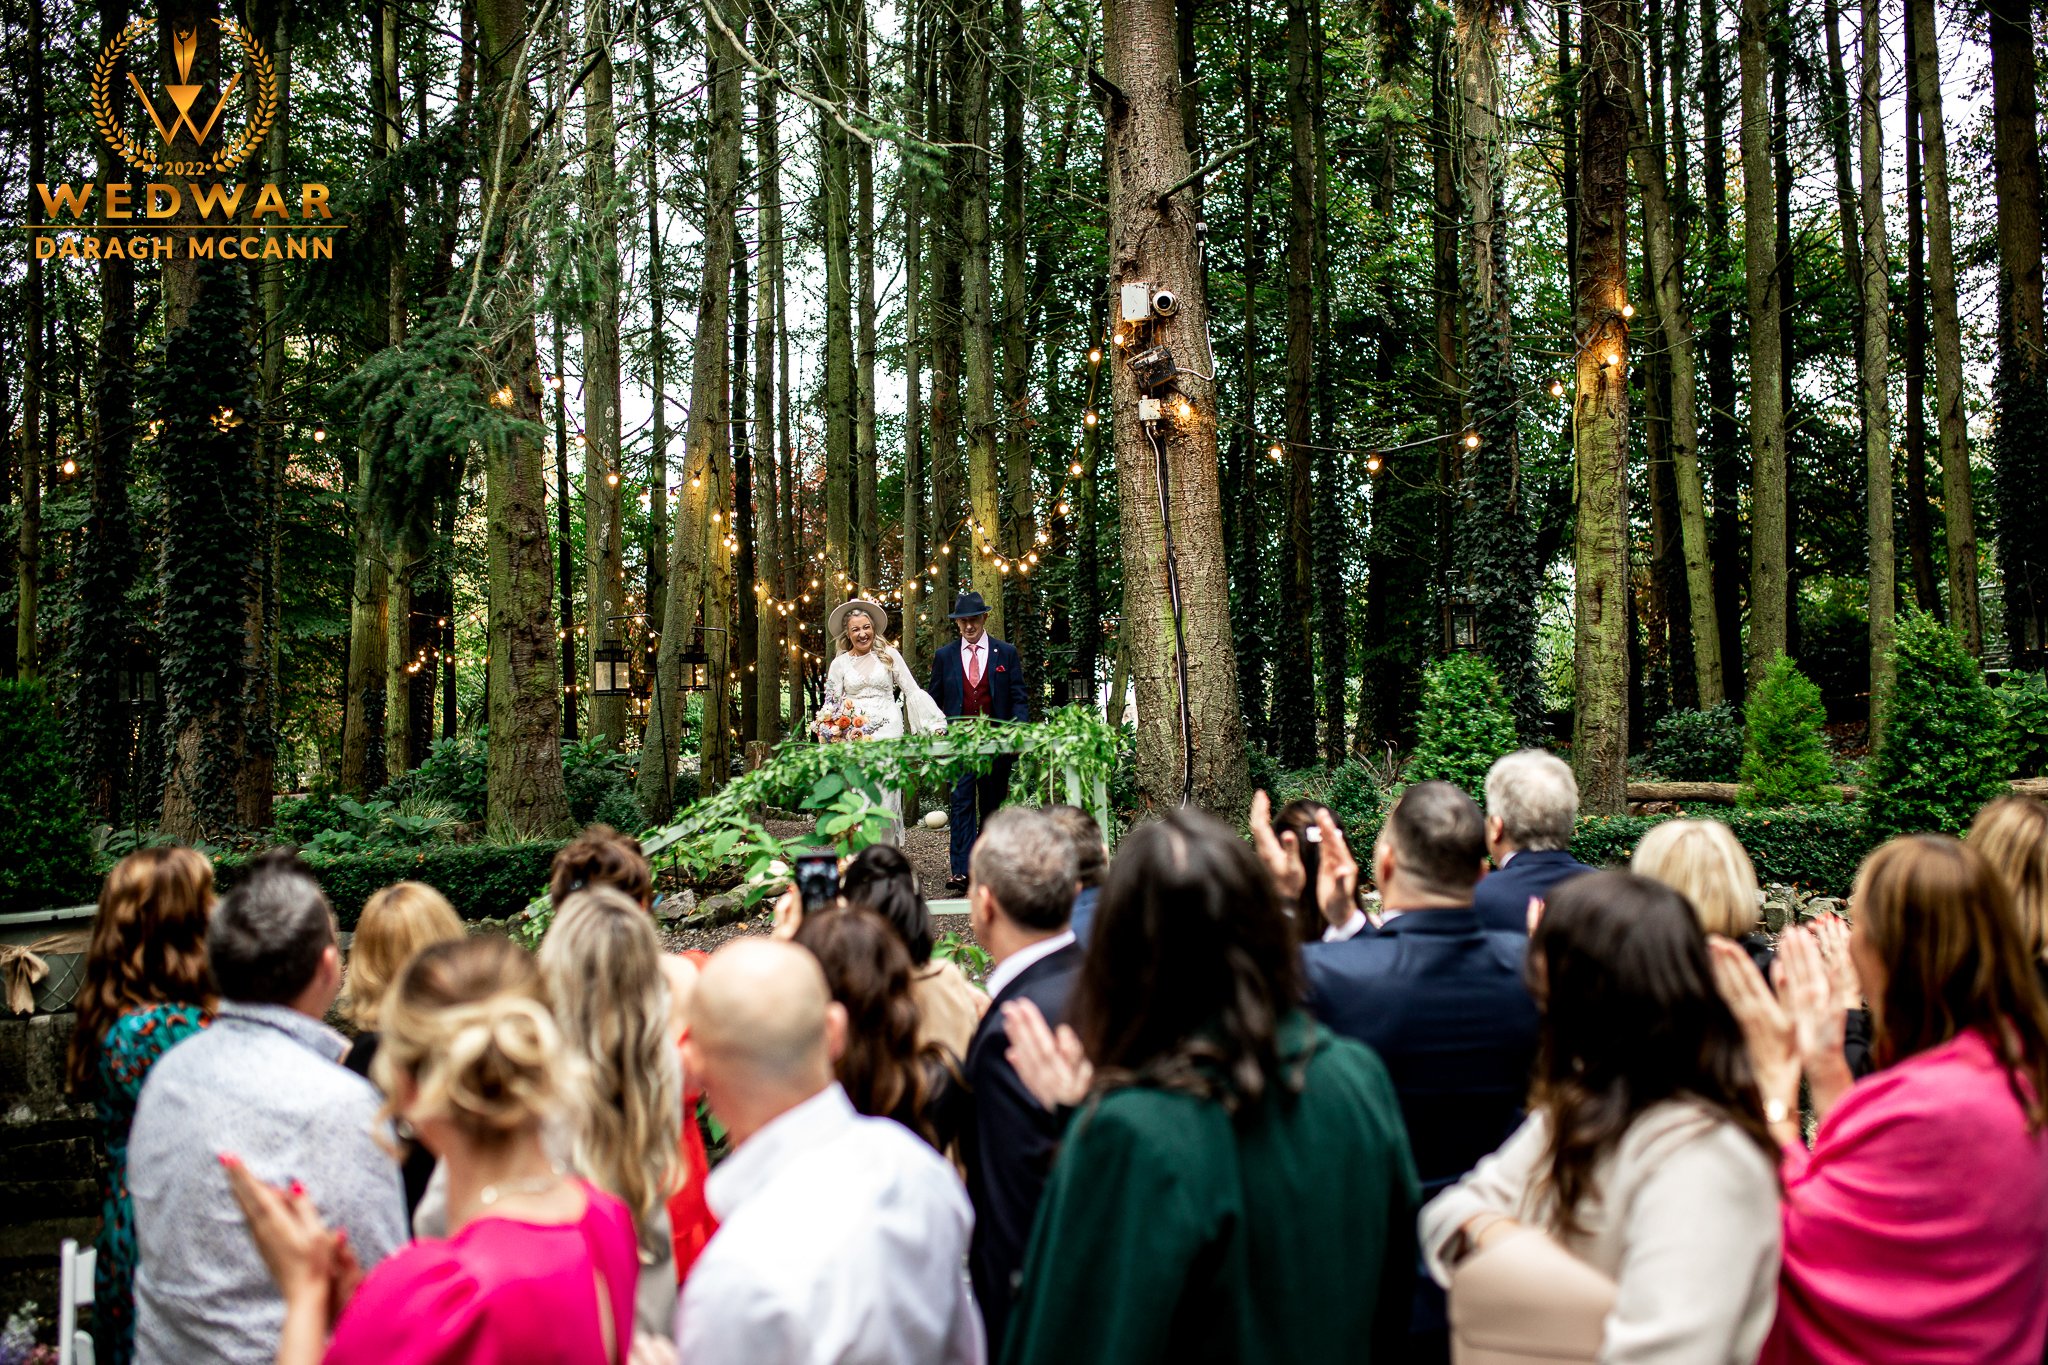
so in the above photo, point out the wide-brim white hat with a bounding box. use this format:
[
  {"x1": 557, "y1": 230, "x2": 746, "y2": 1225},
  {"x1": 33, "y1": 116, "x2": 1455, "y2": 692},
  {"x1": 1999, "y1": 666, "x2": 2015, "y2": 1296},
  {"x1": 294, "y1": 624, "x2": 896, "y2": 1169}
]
[{"x1": 828, "y1": 598, "x2": 890, "y2": 641}]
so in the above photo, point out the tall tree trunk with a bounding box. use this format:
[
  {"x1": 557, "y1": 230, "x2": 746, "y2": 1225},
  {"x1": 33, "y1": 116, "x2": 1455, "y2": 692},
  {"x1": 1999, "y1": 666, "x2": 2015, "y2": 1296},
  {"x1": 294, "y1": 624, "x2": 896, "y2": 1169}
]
[
  {"x1": 1824, "y1": 0, "x2": 1863, "y2": 377},
  {"x1": 1740, "y1": 0, "x2": 1787, "y2": 682},
  {"x1": 378, "y1": 0, "x2": 415, "y2": 777},
  {"x1": 998, "y1": 0, "x2": 1037, "y2": 703},
  {"x1": 642, "y1": 5, "x2": 670, "y2": 641},
  {"x1": 899, "y1": 5, "x2": 929, "y2": 682},
  {"x1": 339, "y1": 461, "x2": 389, "y2": 794},
  {"x1": 735, "y1": 186, "x2": 758, "y2": 744},
  {"x1": 852, "y1": 0, "x2": 880, "y2": 593},
  {"x1": 1629, "y1": 48, "x2": 1722, "y2": 704},
  {"x1": 16, "y1": 0, "x2": 42, "y2": 680},
  {"x1": 1702, "y1": 0, "x2": 1744, "y2": 702},
  {"x1": 1771, "y1": 13, "x2": 1797, "y2": 659},
  {"x1": 581, "y1": 0, "x2": 628, "y2": 745},
  {"x1": 1230, "y1": 0, "x2": 1268, "y2": 747},
  {"x1": 819, "y1": 0, "x2": 855, "y2": 597},
  {"x1": 474, "y1": 0, "x2": 571, "y2": 836},
  {"x1": 1572, "y1": 0, "x2": 1632, "y2": 815},
  {"x1": 1276, "y1": 0, "x2": 1316, "y2": 766},
  {"x1": 1309, "y1": 0, "x2": 1344, "y2": 760},
  {"x1": 962, "y1": 10, "x2": 1006, "y2": 635},
  {"x1": 1102, "y1": 0, "x2": 1250, "y2": 812},
  {"x1": 754, "y1": 8, "x2": 785, "y2": 735},
  {"x1": 639, "y1": 0, "x2": 743, "y2": 815},
  {"x1": 929, "y1": 33, "x2": 965, "y2": 623},
  {"x1": 1860, "y1": 0, "x2": 1895, "y2": 739},
  {"x1": 1908, "y1": 0, "x2": 1980, "y2": 652},
  {"x1": 1902, "y1": 15, "x2": 1941, "y2": 617},
  {"x1": 1988, "y1": 0, "x2": 2048, "y2": 665}
]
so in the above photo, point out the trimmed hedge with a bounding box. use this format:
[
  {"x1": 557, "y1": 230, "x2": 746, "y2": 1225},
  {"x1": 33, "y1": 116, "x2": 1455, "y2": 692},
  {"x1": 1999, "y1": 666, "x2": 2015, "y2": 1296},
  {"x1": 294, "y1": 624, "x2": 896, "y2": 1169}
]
[
  {"x1": 216, "y1": 841, "x2": 566, "y2": 930},
  {"x1": 1569, "y1": 802, "x2": 1872, "y2": 897}
]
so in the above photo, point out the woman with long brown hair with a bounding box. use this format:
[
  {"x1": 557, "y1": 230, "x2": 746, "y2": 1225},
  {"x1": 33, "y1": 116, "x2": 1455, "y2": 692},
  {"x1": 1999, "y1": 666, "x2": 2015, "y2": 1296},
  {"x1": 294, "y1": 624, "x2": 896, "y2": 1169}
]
[
  {"x1": 66, "y1": 846, "x2": 216, "y2": 1365},
  {"x1": 1422, "y1": 871, "x2": 1782, "y2": 1363},
  {"x1": 794, "y1": 905, "x2": 962, "y2": 1150},
  {"x1": 1714, "y1": 834, "x2": 2048, "y2": 1364}
]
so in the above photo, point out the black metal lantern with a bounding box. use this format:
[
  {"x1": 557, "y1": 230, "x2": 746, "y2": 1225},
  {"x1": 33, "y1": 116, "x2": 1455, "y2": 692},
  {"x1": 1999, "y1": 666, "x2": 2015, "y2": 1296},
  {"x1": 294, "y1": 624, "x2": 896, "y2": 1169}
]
[
  {"x1": 121, "y1": 648, "x2": 159, "y2": 706},
  {"x1": 1068, "y1": 675, "x2": 1094, "y2": 707},
  {"x1": 592, "y1": 639, "x2": 633, "y2": 697},
  {"x1": 1445, "y1": 595, "x2": 1480, "y2": 653},
  {"x1": 681, "y1": 644, "x2": 712, "y2": 691}
]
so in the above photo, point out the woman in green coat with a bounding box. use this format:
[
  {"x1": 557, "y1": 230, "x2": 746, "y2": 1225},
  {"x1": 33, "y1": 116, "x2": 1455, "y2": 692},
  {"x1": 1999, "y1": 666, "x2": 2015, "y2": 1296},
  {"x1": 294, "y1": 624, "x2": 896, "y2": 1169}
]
[{"x1": 999, "y1": 807, "x2": 1421, "y2": 1365}]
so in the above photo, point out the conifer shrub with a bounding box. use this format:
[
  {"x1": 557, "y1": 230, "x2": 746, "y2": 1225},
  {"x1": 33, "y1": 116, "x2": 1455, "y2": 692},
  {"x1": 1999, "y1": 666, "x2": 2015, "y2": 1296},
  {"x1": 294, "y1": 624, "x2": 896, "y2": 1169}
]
[
  {"x1": 1867, "y1": 613, "x2": 2011, "y2": 838},
  {"x1": 1408, "y1": 653, "x2": 1520, "y2": 801},
  {"x1": 0, "y1": 681, "x2": 100, "y2": 911},
  {"x1": 1739, "y1": 656, "x2": 1838, "y2": 808}
]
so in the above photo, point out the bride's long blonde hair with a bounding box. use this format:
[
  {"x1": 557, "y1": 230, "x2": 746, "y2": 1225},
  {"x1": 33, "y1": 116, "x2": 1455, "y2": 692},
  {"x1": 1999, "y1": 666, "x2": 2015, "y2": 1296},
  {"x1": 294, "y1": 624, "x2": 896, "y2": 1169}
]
[{"x1": 836, "y1": 606, "x2": 892, "y2": 656}]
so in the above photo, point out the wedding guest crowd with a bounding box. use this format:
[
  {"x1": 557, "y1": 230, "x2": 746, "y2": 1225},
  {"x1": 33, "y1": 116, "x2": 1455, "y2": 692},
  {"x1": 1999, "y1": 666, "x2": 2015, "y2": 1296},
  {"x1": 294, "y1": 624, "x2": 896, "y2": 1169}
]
[{"x1": 63, "y1": 757, "x2": 2048, "y2": 1364}]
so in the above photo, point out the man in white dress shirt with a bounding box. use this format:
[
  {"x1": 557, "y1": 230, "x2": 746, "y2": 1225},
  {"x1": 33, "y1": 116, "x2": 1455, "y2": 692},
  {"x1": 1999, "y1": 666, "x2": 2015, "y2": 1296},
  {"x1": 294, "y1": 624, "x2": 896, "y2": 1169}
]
[{"x1": 676, "y1": 939, "x2": 986, "y2": 1365}]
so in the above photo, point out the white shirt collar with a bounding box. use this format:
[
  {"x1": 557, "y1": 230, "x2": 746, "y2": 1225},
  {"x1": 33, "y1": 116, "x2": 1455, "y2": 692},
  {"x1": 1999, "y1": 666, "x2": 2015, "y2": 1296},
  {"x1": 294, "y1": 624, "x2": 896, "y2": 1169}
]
[
  {"x1": 986, "y1": 929, "x2": 1076, "y2": 1000},
  {"x1": 1320, "y1": 910, "x2": 1368, "y2": 943},
  {"x1": 706, "y1": 1083, "x2": 858, "y2": 1221}
]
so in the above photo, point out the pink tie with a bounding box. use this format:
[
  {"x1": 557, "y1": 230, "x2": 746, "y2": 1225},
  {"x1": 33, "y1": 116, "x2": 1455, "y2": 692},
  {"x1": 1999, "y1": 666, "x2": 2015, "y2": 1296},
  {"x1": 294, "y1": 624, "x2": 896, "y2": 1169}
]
[{"x1": 968, "y1": 645, "x2": 982, "y2": 687}]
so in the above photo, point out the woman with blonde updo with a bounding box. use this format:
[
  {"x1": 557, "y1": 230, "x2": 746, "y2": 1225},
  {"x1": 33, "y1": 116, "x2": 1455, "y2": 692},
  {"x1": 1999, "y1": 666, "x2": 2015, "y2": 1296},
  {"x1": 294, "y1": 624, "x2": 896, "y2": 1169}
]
[
  {"x1": 538, "y1": 886, "x2": 684, "y2": 1336},
  {"x1": 1632, "y1": 818, "x2": 1772, "y2": 971},
  {"x1": 227, "y1": 936, "x2": 640, "y2": 1365},
  {"x1": 341, "y1": 882, "x2": 464, "y2": 1215}
]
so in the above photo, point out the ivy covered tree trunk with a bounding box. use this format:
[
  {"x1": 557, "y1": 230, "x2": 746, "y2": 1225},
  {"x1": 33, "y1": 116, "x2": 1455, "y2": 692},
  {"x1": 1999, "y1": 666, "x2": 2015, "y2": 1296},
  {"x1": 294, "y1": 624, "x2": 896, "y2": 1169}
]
[
  {"x1": 1701, "y1": 0, "x2": 1744, "y2": 704},
  {"x1": 1229, "y1": 15, "x2": 1268, "y2": 749},
  {"x1": 474, "y1": 0, "x2": 571, "y2": 838},
  {"x1": 1102, "y1": 0, "x2": 1250, "y2": 814},
  {"x1": 1987, "y1": 0, "x2": 2048, "y2": 668},
  {"x1": 1908, "y1": 0, "x2": 1979, "y2": 653},
  {"x1": 68, "y1": 0, "x2": 139, "y2": 821},
  {"x1": 582, "y1": 0, "x2": 629, "y2": 746},
  {"x1": 1453, "y1": 0, "x2": 1538, "y2": 732},
  {"x1": 754, "y1": 13, "x2": 785, "y2": 735},
  {"x1": 961, "y1": 3, "x2": 1006, "y2": 636},
  {"x1": 1571, "y1": 0, "x2": 1631, "y2": 817},
  {"x1": 639, "y1": 0, "x2": 743, "y2": 817},
  {"x1": 1739, "y1": 0, "x2": 1785, "y2": 683},
  {"x1": 899, "y1": 5, "x2": 929, "y2": 684},
  {"x1": 16, "y1": 0, "x2": 42, "y2": 681},
  {"x1": 1859, "y1": 0, "x2": 1895, "y2": 741},
  {"x1": 853, "y1": 0, "x2": 880, "y2": 595},
  {"x1": 642, "y1": 9, "x2": 670, "y2": 642},
  {"x1": 376, "y1": 0, "x2": 414, "y2": 778},
  {"x1": 1902, "y1": 26, "x2": 1941, "y2": 619}
]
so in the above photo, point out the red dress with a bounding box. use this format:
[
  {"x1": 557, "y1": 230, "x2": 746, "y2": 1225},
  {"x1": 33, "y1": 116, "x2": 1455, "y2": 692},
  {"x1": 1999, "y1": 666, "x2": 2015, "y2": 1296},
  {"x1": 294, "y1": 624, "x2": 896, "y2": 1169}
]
[{"x1": 667, "y1": 949, "x2": 719, "y2": 1280}]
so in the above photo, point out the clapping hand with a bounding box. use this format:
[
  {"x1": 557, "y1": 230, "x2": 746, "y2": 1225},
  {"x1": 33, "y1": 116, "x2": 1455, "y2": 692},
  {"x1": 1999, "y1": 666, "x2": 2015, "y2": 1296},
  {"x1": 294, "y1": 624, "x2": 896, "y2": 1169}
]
[
  {"x1": 1778, "y1": 921, "x2": 1858, "y2": 1116},
  {"x1": 1003, "y1": 998, "x2": 1093, "y2": 1111},
  {"x1": 770, "y1": 885, "x2": 804, "y2": 941},
  {"x1": 1706, "y1": 938, "x2": 1801, "y2": 1140},
  {"x1": 1249, "y1": 791, "x2": 1307, "y2": 904},
  {"x1": 1310, "y1": 809, "x2": 1359, "y2": 931}
]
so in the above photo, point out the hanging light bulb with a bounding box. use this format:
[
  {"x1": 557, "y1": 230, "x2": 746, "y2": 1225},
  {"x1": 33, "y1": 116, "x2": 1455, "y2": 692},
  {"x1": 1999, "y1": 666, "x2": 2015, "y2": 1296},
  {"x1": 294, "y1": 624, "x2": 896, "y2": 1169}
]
[
  {"x1": 1463, "y1": 431, "x2": 1481, "y2": 449},
  {"x1": 1548, "y1": 379, "x2": 1566, "y2": 398},
  {"x1": 1620, "y1": 301, "x2": 1635, "y2": 320},
  {"x1": 605, "y1": 469, "x2": 619, "y2": 487},
  {"x1": 1070, "y1": 461, "x2": 1084, "y2": 476},
  {"x1": 1366, "y1": 453, "x2": 1383, "y2": 474},
  {"x1": 1268, "y1": 441, "x2": 1284, "y2": 460},
  {"x1": 1056, "y1": 500, "x2": 1071, "y2": 516},
  {"x1": 1083, "y1": 410, "x2": 1098, "y2": 427},
  {"x1": 1114, "y1": 331, "x2": 1129, "y2": 347},
  {"x1": 60, "y1": 457, "x2": 76, "y2": 476},
  {"x1": 312, "y1": 426, "x2": 327, "y2": 443},
  {"x1": 1605, "y1": 349, "x2": 1624, "y2": 367},
  {"x1": 1087, "y1": 348, "x2": 1103, "y2": 364},
  {"x1": 1173, "y1": 396, "x2": 1194, "y2": 420}
]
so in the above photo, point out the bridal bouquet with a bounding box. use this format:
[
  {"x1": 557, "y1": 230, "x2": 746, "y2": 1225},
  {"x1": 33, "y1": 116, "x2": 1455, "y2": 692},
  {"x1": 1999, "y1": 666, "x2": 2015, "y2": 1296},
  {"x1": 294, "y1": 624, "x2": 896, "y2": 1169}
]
[{"x1": 813, "y1": 691, "x2": 874, "y2": 743}]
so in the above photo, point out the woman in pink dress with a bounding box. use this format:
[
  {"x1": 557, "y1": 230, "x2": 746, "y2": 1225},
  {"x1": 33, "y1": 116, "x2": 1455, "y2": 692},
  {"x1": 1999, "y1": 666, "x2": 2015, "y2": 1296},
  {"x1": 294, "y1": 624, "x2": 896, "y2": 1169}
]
[
  {"x1": 1713, "y1": 834, "x2": 2048, "y2": 1365},
  {"x1": 227, "y1": 936, "x2": 641, "y2": 1365}
]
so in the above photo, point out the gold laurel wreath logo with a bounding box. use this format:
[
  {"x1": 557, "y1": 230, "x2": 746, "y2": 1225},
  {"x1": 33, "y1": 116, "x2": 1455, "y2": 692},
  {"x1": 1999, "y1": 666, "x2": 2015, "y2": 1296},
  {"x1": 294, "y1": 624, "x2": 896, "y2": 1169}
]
[{"x1": 89, "y1": 16, "x2": 277, "y2": 175}]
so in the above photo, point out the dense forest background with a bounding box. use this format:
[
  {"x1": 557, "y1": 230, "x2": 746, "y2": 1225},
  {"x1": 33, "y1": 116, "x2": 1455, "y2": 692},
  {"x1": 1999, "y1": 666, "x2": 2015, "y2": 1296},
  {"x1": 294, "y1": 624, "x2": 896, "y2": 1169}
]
[{"x1": 0, "y1": 0, "x2": 2042, "y2": 839}]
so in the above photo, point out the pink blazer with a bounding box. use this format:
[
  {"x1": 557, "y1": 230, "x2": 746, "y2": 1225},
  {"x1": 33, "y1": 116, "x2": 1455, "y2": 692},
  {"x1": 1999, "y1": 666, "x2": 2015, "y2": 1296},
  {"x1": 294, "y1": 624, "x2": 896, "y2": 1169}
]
[{"x1": 1762, "y1": 1028, "x2": 2048, "y2": 1365}]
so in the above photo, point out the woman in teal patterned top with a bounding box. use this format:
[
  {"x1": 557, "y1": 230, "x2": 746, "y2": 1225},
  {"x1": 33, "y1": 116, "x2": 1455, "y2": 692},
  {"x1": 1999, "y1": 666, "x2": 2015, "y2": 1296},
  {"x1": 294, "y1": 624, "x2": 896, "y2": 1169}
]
[{"x1": 66, "y1": 847, "x2": 216, "y2": 1365}]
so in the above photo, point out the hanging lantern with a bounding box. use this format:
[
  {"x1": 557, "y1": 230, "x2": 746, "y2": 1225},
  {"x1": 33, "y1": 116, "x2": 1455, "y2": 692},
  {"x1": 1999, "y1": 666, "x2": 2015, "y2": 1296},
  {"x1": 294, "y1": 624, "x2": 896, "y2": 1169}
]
[
  {"x1": 1444, "y1": 592, "x2": 1480, "y2": 654},
  {"x1": 681, "y1": 642, "x2": 712, "y2": 691},
  {"x1": 592, "y1": 639, "x2": 633, "y2": 696},
  {"x1": 121, "y1": 647, "x2": 159, "y2": 706}
]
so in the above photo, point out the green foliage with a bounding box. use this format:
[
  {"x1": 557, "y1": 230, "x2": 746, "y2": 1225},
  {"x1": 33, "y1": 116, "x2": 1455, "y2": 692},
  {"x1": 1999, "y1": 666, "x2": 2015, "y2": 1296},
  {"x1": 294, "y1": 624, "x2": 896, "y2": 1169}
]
[
  {"x1": 215, "y1": 841, "x2": 567, "y2": 931},
  {"x1": 1407, "y1": 653, "x2": 1520, "y2": 800},
  {"x1": 1739, "y1": 656, "x2": 1838, "y2": 808},
  {"x1": 1867, "y1": 613, "x2": 2012, "y2": 838},
  {"x1": 1269, "y1": 759, "x2": 1385, "y2": 834},
  {"x1": 933, "y1": 929, "x2": 992, "y2": 983},
  {"x1": 1995, "y1": 671, "x2": 2048, "y2": 778},
  {"x1": 151, "y1": 261, "x2": 271, "y2": 837},
  {"x1": 368, "y1": 732, "x2": 638, "y2": 829},
  {"x1": 1567, "y1": 802, "x2": 1872, "y2": 897},
  {"x1": 1647, "y1": 704, "x2": 1747, "y2": 782},
  {"x1": 0, "y1": 682, "x2": 100, "y2": 911}
]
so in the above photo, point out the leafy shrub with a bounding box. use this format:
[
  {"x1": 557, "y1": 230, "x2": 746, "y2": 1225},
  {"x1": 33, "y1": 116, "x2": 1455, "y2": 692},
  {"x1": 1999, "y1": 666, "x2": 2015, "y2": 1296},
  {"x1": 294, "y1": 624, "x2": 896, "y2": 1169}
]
[
  {"x1": 1996, "y1": 670, "x2": 2048, "y2": 778},
  {"x1": 1570, "y1": 802, "x2": 1871, "y2": 897},
  {"x1": 561, "y1": 735, "x2": 643, "y2": 829},
  {"x1": 379, "y1": 735, "x2": 489, "y2": 821},
  {"x1": 1739, "y1": 656, "x2": 1838, "y2": 807},
  {"x1": 218, "y1": 840, "x2": 565, "y2": 930},
  {"x1": 0, "y1": 681, "x2": 99, "y2": 911},
  {"x1": 1269, "y1": 759, "x2": 1384, "y2": 835},
  {"x1": 1408, "y1": 653, "x2": 1519, "y2": 800},
  {"x1": 1867, "y1": 612, "x2": 2011, "y2": 837},
  {"x1": 1646, "y1": 703, "x2": 1746, "y2": 782}
]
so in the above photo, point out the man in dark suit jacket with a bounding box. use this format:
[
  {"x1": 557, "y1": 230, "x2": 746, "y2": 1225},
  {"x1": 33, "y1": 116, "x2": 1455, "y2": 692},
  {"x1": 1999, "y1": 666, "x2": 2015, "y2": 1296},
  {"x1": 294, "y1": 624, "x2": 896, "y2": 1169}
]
[
  {"x1": 1470, "y1": 748, "x2": 1595, "y2": 933},
  {"x1": 1302, "y1": 780, "x2": 1540, "y2": 1365},
  {"x1": 929, "y1": 591, "x2": 1033, "y2": 892},
  {"x1": 956, "y1": 807, "x2": 1082, "y2": 1353}
]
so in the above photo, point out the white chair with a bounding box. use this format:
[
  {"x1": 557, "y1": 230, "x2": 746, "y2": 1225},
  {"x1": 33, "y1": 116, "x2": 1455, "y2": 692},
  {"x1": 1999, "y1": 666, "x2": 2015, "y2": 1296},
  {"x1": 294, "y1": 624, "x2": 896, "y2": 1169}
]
[{"x1": 57, "y1": 1238, "x2": 96, "y2": 1365}]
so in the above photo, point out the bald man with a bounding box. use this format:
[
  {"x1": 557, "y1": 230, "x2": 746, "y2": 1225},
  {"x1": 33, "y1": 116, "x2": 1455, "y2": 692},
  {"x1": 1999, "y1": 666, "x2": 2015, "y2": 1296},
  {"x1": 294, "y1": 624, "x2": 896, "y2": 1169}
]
[{"x1": 676, "y1": 940, "x2": 986, "y2": 1365}]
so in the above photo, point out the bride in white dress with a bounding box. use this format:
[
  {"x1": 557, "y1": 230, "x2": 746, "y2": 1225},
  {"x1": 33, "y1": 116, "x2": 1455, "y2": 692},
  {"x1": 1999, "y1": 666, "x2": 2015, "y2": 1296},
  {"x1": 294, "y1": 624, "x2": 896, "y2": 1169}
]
[{"x1": 823, "y1": 599, "x2": 949, "y2": 842}]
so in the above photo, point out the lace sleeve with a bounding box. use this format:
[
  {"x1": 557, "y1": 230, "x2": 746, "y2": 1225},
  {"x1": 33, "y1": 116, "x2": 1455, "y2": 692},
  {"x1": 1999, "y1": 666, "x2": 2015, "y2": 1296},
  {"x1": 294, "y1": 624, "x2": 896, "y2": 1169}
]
[{"x1": 888, "y1": 648, "x2": 950, "y2": 735}]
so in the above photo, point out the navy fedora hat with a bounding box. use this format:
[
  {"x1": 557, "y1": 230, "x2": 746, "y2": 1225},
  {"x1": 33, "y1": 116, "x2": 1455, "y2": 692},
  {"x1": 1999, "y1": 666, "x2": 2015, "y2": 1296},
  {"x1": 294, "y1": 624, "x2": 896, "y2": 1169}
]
[{"x1": 948, "y1": 590, "x2": 991, "y2": 619}]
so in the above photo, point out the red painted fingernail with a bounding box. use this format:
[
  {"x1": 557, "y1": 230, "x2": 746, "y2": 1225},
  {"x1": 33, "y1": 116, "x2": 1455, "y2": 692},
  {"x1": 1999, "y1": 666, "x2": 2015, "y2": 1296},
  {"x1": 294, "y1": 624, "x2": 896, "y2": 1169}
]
[
  {"x1": 334, "y1": 1229, "x2": 348, "y2": 1246},
  {"x1": 289, "y1": 1180, "x2": 305, "y2": 1197},
  {"x1": 218, "y1": 1153, "x2": 238, "y2": 1168}
]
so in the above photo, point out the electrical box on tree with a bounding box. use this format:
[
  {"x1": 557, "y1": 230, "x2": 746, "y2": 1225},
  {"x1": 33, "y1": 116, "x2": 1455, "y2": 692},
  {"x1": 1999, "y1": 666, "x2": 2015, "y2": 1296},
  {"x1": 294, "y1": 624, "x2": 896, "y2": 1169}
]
[
  {"x1": 1120, "y1": 282, "x2": 1154, "y2": 323},
  {"x1": 1137, "y1": 397, "x2": 1164, "y2": 422}
]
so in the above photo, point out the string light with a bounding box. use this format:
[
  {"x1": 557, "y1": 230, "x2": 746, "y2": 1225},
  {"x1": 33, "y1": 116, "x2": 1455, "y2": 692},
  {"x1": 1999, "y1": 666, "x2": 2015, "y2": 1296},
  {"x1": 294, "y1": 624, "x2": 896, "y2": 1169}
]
[
  {"x1": 1083, "y1": 410, "x2": 1098, "y2": 427},
  {"x1": 1620, "y1": 302, "x2": 1635, "y2": 320},
  {"x1": 1268, "y1": 441, "x2": 1284, "y2": 460},
  {"x1": 1366, "y1": 453, "x2": 1383, "y2": 474},
  {"x1": 60, "y1": 457, "x2": 76, "y2": 476},
  {"x1": 1548, "y1": 380, "x2": 1566, "y2": 398},
  {"x1": 1087, "y1": 348, "x2": 1102, "y2": 364},
  {"x1": 1463, "y1": 431, "x2": 1480, "y2": 449},
  {"x1": 1173, "y1": 396, "x2": 1194, "y2": 421},
  {"x1": 312, "y1": 426, "x2": 326, "y2": 443},
  {"x1": 493, "y1": 387, "x2": 513, "y2": 406}
]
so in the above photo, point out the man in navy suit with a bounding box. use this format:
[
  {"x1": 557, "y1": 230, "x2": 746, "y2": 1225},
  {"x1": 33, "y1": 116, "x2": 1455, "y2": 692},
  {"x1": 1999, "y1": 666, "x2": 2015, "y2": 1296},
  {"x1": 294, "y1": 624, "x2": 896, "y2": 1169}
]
[
  {"x1": 1470, "y1": 748, "x2": 1595, "y2": 933},
  {"x1": 928, "y1": 590, "x2": 1032, "y2": 892},
  {"x1": 956, "y1": 807, "x2": 1082, "y2": 1351},
  {"x1": 1302, "y1": 780, "x2": 1540, "y2": 1365}
]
